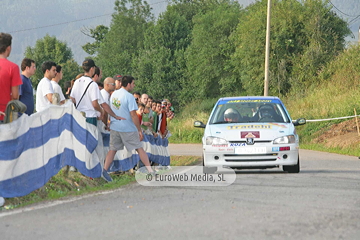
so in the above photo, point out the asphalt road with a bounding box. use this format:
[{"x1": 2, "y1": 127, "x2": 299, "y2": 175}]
[{"x1": 1, "y1": 144, "x2": 360, "y2": 240}]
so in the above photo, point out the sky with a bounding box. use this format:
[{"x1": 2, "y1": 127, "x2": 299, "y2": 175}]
[
  {"x1": 1, "y1": 0, "x2": 359, "y2": 66},
  {"x1": 1, "y1": 0, "x2": 255, "y2": 65}
]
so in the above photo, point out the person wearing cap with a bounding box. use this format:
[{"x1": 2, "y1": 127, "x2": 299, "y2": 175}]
[
  {"x1": 70, "y1": 59, "x2": 125, "y2": 128},
  {"x1": 113, "y1": 74, "x2": 122, "y2": 90}
]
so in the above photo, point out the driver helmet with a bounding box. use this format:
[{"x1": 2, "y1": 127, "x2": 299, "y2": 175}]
[
  {"x1": 224, "y1": 108, "x2": 240, "y2": 122},
  {"x1": 258, "y1": 104, "x2": 274, "y2": 118}
]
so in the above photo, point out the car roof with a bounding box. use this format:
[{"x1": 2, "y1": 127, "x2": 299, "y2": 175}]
[
  {"x1": 218, "y1": 96, "x2": 281, "y2": 101},
  {"x1": 216, "y1": 96, "x2": 284, "y2": 106}
]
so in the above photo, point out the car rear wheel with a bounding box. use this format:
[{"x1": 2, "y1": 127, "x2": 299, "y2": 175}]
[{"x1": 283, "y1": 156, "x2": 300, "y2": 173}]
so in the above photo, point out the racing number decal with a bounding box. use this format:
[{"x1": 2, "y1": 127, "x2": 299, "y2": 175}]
[{"x1": 241, "y1": 131, "x2": 260, "y2": 138}]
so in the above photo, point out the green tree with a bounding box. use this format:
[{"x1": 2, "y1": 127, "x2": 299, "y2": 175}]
[
  {"x1": 95, "y1": 0, "x2": 154, "y2": 77},
  {"x1": 289, "y1": 0, "x2": 351, "y2": 95},
  {"x1": 61, "y1": 59, "x2": 82, "y2": 82},
  {"x1": 184, "y1": 0, "x2": 242, "y2": 101},
  {"x1": 133, "y1": 1, "x2": 194, "y2": 104},
  {"x1": 82, "y1": 25, "x2": 109, "y2": 56},
  {"x1": 134, "y1": 0, "x2": 218, "y2": 106},
  {"x1": 230, "y1": 0, "x2": 350, "y2": 96},
  {"x1": 24, "y1": 34, "x2": 79, "y2": 88}
]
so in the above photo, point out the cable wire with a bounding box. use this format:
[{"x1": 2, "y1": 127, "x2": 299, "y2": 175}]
[
  {"x1": 328, "y1": 1, "x2": 360, "y2": 27},
  {"x1": 7, "y1": 0, "x2": 169, "y2": 34},
  {"x1": 329, "y1": 1, "x2": 358, "y2": 17}
]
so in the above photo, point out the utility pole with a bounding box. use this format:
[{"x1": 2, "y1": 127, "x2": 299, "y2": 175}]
[{"x1": 264, "y1": 0, "x2": 271, "y2": 96}]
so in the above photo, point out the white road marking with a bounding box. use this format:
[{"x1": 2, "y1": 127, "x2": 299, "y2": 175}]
[{"x1": 0, "y1": 188, "x2": 124, "y2": 218}]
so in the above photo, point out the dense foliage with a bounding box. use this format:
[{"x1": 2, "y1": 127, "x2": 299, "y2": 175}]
[
  {"x1": 79, "y1": 0, "x2": 351, "y2": 109},
  {"x1": 95, "y1": 0, "x2": 154, "y2": 77},
  {"x1": 231, "y1": 0, "x2": 350, "y2": 96},
  {"x1": 24, "y1": 34, "x2": 80, "y2": 88}
]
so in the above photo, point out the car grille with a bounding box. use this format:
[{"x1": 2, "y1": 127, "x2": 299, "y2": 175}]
[
  {"x1": 225, "y1": 159, "x2": 277, "y2": 162},
  {"x1": 229, "y1": 140, "x2": 273, "y2": 144},
  {"x1": 224, "y1": 153, "x2": 278, "y2": 162}
]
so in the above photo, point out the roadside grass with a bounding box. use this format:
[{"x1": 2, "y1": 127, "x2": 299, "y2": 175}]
[
  {"x1": 1, "y1": 155, "x2": 201, "y2": 210},
  {"x1": 170, "y1": 155, "x2": 202, "y2": 166},
  {"x1": 168, "y1": 99, "x2": 215, "y2": 143},
  {"x1": 300, "y1": 143, "x2": 360, "y2": 157}
]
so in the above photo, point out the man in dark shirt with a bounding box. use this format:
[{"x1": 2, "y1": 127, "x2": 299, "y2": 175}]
[{"x1": 19, "y1": 58, "x2": 36, "y2": 115}]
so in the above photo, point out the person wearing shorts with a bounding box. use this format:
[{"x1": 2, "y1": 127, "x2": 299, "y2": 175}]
[{"x1": 102, "y1": 75, "x2": 155, "y2": 182}]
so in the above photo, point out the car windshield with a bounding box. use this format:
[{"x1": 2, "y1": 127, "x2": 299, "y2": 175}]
[{"x1": 209, "y1": 99, "x2": 291, "y2": 124}]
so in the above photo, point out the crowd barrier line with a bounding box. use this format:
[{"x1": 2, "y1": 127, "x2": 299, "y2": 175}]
[{"x1": 0, "y1": 102, "x2": 170, "y2": 198}]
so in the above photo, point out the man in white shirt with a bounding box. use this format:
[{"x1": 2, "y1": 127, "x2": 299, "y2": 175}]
[
  {"x1": 101, "y1": 77, "x2": 115, "y2": 105},
  {"x1": 100, "y1": 77, "x2": 115, "y2": 129},
  {"x1": 51, "y1": 65, "x2": 66, "y2": 105},
  {"x1": 36, "y1": 61, "x2": 57, "y2": 112},
  {"x1": 92, "y1": 66, "x2": 102, "y2": 86},
  {"x1": 70, "y1": 59, "x2": 124, "y2": 127}
]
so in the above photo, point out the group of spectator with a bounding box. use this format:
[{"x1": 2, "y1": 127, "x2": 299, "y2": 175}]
[
  {"x1": 135, "y1": 93, "x2": 175, "y2": 139},
  {"x1": 0, "y1": 32, "x2": 175, "y2": 184}
]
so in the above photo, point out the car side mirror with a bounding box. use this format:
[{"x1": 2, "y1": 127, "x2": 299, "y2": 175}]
[
  {"x1": 293, "y1": 118, "x2": 306, "y2": 126},
  {"x1": 194, "y1": 121, "x2": 206, "y2": 128}
]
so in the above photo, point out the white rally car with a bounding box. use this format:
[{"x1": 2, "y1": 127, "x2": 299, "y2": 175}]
[{"x1": 194, "y1": 96, "x2": 306, "y2": 173}]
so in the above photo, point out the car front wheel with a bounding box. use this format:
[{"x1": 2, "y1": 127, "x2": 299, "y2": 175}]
[
  {"x1": 283, "y1": 156, "x2": 300, "y2": 173},
  {"x1": 202, "y1": 154, "x2": 217, "y2": 173}
]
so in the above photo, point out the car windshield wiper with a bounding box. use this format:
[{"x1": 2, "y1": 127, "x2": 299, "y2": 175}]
[{"x1": 212, "y1": 121, "x2": 229, "y2": 124}]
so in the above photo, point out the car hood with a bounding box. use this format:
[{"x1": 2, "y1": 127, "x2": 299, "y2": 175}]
[{"x1": 205, "y1": 122, "x2": 295, "y2": 141}]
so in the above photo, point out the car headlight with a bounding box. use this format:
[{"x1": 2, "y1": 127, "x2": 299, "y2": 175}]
[
  {"x1": 273, "y1": 135, "x2": 296, "y2": 144},
  {"x1": 206, "y1": 136, "x2": 228, "y2": 145}
]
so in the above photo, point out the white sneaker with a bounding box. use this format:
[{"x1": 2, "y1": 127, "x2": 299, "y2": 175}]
[
  {"x1": 0, "y1": 197, "x2": 5, "y2": 207},
  {"x1": 155, "y1": 165, "x2": 164, "y2": 171},
  {"x1": 70, "y1": 166, "x2": 77, "y2": 172}
]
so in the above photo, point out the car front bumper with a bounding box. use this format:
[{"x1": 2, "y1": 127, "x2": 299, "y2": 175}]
[{"x1": 203, "y1": 144, "x2": 299, "y2": 168}]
